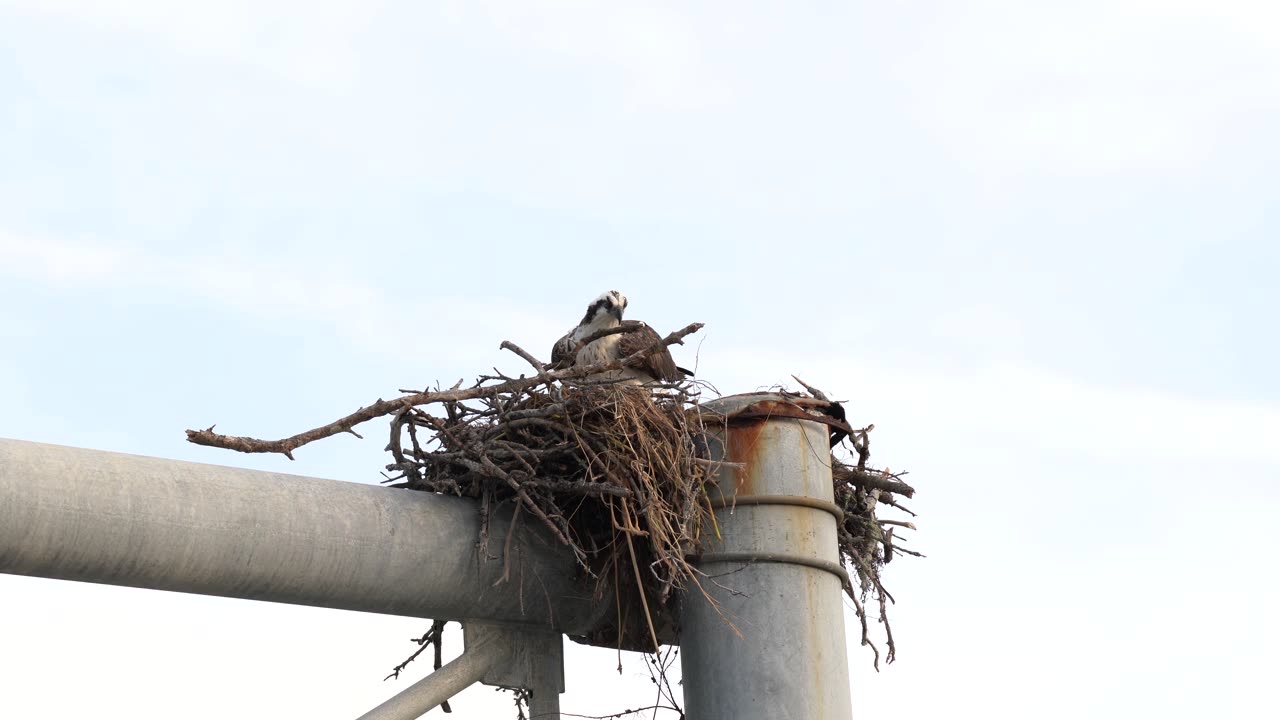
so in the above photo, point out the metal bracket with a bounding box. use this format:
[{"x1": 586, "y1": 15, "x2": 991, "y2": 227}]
[{"x1": 467, "y1": 623, "x2": 565, "y2": 717}]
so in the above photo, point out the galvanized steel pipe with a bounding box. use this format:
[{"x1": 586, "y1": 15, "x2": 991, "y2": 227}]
[
  {"x1": 0, "y1": 438, "x2": 606, "y2": 633},
  {"x1": 681, "y1": 395, "x2": 854, "y2": 720},
  {"x1": 357, "y1": 633, "x2": 511, "y2": 720}
]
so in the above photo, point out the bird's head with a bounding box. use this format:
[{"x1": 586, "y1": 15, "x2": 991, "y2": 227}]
[{"x1": 581, "y1": 290, "x2": 627, "y2": 326}]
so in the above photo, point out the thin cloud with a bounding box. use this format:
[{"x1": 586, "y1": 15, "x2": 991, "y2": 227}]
[
  {"x1": 0, "y1": 229, "x2": 130, "y2": 284},
  {"x1": 0, "y1": 229, "x2": 569, "y2": 361}
]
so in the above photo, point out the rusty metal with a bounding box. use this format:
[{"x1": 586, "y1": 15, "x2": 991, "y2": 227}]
[
  {"x1": 681, "y1": 393, "x2": 853, "y2": 720},
  {"x1": 700, "y1": 393, "x2": 856, "y2": 437}
]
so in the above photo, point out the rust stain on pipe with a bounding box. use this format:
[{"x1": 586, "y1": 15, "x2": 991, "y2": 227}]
[{"x1": 724, "y1": 419, "x2": 767, "y2": 498}]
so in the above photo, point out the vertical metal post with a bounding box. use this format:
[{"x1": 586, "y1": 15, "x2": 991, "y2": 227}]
[
  {"x1": 526, "y1": 679, "x2": 562, "y2": 720},
  {"x1": 681, "y1": 395, "x2": 853, "y2": 720}
]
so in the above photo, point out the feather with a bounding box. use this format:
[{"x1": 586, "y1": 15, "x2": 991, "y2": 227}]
[
  {"x1": 549, "y1": 331, "x2": 575, "y2": 369},
  {"x1": 617, "y1": 323, "x2": 683, "y2": 382}
]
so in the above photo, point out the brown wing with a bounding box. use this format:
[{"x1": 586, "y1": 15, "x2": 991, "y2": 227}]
[
  {"x1": 550, "y1": 331, "x2": 575, "y2": 369},
  {"x1": 617, "y1": 322, "x2": 682, "y2": 382}
]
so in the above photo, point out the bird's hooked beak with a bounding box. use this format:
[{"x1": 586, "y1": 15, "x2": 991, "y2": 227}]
[{"x1": 609, "y1": 304, "x2": 625, "y2": 322}]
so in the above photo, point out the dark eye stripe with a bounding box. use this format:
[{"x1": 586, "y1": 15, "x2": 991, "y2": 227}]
[{"x1": 579, "y1": 299, "x2": 609, "y2": 326}]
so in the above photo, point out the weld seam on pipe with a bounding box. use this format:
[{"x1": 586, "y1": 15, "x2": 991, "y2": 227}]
[
  {"x1": 707, "y1": 493, "x2": 845, "y2": 522},
  {"x1": 691, "y1": 551, "x2": 851, "y2": 586}
]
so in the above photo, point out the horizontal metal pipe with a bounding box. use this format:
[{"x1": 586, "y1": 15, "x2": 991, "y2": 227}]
[
  {"x1": 357, "y1": 634, "x2": 510, "y2": 720},
  {"x1": 0, "y1": 438, "x2": 606, "y2": 633}
]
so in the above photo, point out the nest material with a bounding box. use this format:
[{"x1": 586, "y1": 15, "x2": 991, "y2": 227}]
[
  {"x1": 385, "y1": 381, "x2": 715, "y2": 651},
  {"x1": 184, "y1": 324, "x2": 919, "y2": 669},
  {"x1": 831, "y1": 427, "x2": 919, "y2": 668}
]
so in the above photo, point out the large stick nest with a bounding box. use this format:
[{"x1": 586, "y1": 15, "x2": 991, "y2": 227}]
[
  {"x1": 385, "y1": 381, "x2": 713, "y2": 652},
  {"x1": 186, "y1": 322, "x2": 919, "y2": 668}
]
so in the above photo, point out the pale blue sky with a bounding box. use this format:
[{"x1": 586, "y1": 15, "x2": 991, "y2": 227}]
[{"x1": 1, "y1": 2, "x2": 1277, "y2": 718}]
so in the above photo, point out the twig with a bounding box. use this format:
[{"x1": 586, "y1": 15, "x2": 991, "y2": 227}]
[
  {"x1": 500, "y1": 341, "x2": 552, "y2": 382},
  {"x1": 570, "y1": 321, "x2": 648, "y2": 351},
  {"x1": 839, "y1": 469, "x2": 916, "y2": 498},
  {"x1": 616, "y1": 498, "x2": 660, "y2": 653},
  {"x1": 846, "y1": 588, "x2": 881, "y2": 671},
  {"x1": 790, "y1": 375, "x2": 830, "y2": 401},
  {"x1": 878, "y1": 519, "x2": 917, "y2": 530},
  {"x1": 877, "y1": 494, "x2": 916, "y2": 516}
]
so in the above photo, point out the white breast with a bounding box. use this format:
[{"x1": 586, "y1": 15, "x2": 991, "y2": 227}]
[
  {"x1": 569, "y1": 314, "x2": 654, "y2": 384},
  {"x1": 576, "y1": 333, "x2": 620, "y2": 366}
]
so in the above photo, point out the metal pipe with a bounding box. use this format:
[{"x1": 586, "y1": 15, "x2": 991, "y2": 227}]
[
  {"x1": 0, "y1": 438, "x2": 607, "y2": 634},
  {"x1": 681, "y1": 395, "x2": 854, "y2": 720},
  {"x1": 357, "y1": 633, "x2": 511, "y2": 720},
  {"x1": 526, "y1": 668, "x2": 562, "y2": 720},
  {"x1": 527, "y1": 686, "x2": 560, "y2": 720}
]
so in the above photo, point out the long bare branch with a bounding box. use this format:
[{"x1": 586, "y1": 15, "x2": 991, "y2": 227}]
[{"x1": 185, "y1": 322, "x2": 704, "y2": 459}]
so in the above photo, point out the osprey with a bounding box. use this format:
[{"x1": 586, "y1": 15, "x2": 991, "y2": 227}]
[{"x1": 550, "y1": 290, "x2": 687, "y2": 384}]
